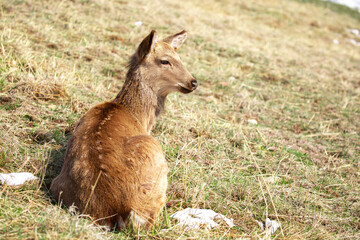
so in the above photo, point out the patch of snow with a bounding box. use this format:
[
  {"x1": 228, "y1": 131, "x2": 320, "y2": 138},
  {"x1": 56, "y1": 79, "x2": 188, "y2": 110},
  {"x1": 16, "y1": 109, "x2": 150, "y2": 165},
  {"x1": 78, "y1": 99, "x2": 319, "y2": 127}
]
[
  {"x1": 255, "y1": 220, "x2": 264, "y2": 230},
  {"x1": 256, "y1": 218, "x2": 281, "y2": 235},
  {"x1": 170, "y1": 208, "x2": 235, "y2": 229},
  {"x1": 134, "y1": 21, "x2": 142, "y2": 27},
  {"x1": 28, "y1": 73, "x2": 34, "y2": 79},
  {"x1": 0, "y1": 172, "x2": 38, "y2": 186},
  {"x1": 264, "y1": 176, "x2": 280, "y2": 184},
  {"x1": 248, "y1": 119, "x2": 258, "y2": 125},
  {"x1": 348, "y1": 38, "x2": 360, "y2": 46},
  {"x1": 333, "y1": 39, "x2": 340, "y2": 44},
  {"x1": 348, "y1": 28, "x2": 359, "y2": 36},
  {"x1": 324, "y1": 0, "x2": 360, "y2": 11},
  {"x1": 265, "y1": 218, "x2": 281, "y2": 234}
]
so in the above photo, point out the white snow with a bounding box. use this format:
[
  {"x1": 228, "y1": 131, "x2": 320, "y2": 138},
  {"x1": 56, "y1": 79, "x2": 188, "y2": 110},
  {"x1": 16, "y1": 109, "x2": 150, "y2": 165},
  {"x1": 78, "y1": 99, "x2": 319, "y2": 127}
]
[
  {"x1": 256, "y1": 218, "x2": 281, "y2": 235},
  {"x1": 228, "y1": 76, "x2": 236, "y2": 82},
  {"x1": 255, "y1": 220, "x2": 265, "y2": 230},
  {"x1": 134, "y1": 21, "x2": 142, "y2": 27},
  {"x1": 170, "y1": 208, "x2": 235, "y2": 229},
  {"x1": 348, "y1": 28, "x2": 360, "y2": 35},
  {"x1": 0, "y1": 172, "x2": 38, "y2": 186},
  {"x1": 324, "y1": 0, "x2": 360, "y2": 11},
  {"x1": 248, "y1": 119, "x2": 258, "y2": 125},
  {"x1": 348, "y1": 38, "x2": 360, "y2": 46},
  {"x1": 265, "y1": 218, "x2": 281, "y2": 234}
]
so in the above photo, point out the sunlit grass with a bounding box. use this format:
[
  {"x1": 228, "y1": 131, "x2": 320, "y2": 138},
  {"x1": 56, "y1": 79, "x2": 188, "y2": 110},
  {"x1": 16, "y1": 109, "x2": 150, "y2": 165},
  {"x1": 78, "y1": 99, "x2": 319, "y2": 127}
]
[{"x1": 0, "y1": 0, "x2": 359, "y2": 239}]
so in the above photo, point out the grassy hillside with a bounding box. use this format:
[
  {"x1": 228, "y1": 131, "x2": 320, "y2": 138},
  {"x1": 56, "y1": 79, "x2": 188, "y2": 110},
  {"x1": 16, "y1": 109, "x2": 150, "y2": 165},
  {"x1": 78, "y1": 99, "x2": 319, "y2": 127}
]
[{"x1": 0, "y1": 0, "x2": 359, "y2": 239}]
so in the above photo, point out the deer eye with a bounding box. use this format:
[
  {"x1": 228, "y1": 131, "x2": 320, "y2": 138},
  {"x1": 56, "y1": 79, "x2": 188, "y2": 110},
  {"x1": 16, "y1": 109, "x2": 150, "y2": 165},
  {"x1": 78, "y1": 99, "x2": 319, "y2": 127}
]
[{"x1": 160, "y1": 60, "x2": 170, "y2": 65}]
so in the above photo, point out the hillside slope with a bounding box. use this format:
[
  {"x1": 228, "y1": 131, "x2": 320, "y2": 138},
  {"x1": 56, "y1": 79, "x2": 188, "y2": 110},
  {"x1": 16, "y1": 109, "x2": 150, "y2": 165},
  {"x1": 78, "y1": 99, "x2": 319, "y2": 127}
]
[{"x1": 0, "y1": 0, "x2": 359, "y2": 239}]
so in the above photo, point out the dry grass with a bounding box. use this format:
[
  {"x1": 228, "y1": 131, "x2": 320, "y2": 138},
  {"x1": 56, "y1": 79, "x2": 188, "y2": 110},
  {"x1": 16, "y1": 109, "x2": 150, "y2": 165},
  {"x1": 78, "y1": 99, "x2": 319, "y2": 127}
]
[{"x1": 0, "y1": 0, "x2": 359, "y2": 239}]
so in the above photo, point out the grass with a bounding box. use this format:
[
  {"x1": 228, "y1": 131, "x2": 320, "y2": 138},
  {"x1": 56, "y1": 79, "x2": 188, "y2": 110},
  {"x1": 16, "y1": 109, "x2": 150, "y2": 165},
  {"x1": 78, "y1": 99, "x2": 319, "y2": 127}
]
[
  {"x1": 295, "y1": 0, "x2": 360, "y2": 22},
  {"x1": 0, "y1": 0, "x2": 359, "y2": 239}
]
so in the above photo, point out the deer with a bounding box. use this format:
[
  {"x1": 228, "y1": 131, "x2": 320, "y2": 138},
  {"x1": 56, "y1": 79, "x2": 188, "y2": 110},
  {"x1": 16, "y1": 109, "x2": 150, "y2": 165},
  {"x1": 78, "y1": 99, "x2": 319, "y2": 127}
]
[{"x1": 50, "y1": 30, "x2": 197, "y2": 231}]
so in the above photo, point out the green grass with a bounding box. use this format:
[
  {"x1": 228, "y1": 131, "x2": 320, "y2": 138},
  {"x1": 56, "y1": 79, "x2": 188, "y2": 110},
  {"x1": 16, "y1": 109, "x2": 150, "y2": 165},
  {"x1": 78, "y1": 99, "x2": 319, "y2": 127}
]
[
  {"x1": 0, "y1": 0, "x2": 359, "y2": 239},
  {"x1": 294, "y1": 0, "x2": 360, "y2": 22}
]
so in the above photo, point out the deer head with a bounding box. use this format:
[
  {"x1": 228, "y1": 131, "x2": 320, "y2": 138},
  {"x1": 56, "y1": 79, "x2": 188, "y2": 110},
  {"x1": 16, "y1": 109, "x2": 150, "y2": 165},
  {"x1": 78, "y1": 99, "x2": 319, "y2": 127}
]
[{"x1": 135, "y1": 30, "x2": 197, "y2": 97}]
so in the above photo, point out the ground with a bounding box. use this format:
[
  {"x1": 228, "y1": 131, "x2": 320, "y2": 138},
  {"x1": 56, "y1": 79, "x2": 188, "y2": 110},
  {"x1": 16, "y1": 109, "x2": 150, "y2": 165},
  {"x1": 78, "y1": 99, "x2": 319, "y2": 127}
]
[{"x1": 0, "y1": 0, "x2": 359, "y2": 239}]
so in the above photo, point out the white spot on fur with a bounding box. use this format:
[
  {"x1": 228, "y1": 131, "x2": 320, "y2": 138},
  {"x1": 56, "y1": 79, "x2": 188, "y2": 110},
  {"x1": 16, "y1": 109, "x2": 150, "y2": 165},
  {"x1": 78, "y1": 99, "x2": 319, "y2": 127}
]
[{"x1": 99, "y1": 154, "x2": 103, "y2": 159}]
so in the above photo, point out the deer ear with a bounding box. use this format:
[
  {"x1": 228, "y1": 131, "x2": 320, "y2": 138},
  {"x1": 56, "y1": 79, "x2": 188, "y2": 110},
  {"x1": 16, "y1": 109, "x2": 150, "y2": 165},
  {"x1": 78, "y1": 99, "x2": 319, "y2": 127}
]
[
  {"x1": 136, "y1": 30, "x2": 158, "y2": 62},
  {"x1": 163, "y1": 30, "x2": 187, "y2": 51}
]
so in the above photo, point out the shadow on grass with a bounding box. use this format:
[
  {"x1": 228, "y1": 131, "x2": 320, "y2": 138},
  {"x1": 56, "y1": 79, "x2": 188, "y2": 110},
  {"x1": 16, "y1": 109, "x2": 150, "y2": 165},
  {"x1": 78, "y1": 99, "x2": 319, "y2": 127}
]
[{"x1": 41, "y1": 128, "x2": 73, "y2": 201}]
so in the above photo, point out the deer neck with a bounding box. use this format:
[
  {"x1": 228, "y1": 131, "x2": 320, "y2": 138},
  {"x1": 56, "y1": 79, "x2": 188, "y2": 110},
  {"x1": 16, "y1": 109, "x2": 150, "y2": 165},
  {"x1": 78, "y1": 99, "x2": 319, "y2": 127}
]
[{"x1": 114, "y1": 68, "x2": 165, "y2": 134}]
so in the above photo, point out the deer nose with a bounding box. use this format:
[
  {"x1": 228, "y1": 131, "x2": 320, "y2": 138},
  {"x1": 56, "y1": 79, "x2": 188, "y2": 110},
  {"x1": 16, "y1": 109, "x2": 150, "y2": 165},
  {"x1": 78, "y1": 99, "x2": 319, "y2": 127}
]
[{"x1": 191, "y1": 79, "x2": 198, "y2": 90}]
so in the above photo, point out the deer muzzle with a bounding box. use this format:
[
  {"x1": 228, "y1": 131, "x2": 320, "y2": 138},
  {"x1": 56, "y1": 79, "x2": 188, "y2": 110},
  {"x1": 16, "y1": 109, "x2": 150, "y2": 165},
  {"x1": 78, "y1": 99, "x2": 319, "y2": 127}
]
[{"x1": 178, "y1": 79, "x2": 198, "y2": 94}]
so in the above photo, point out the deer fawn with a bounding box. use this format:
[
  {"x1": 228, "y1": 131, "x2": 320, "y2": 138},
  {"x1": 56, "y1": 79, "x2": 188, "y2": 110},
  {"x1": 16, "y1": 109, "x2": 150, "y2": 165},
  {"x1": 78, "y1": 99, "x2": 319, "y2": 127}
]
[{"x1": 50, "y1": 30, "x2": 197, "y2": 230}]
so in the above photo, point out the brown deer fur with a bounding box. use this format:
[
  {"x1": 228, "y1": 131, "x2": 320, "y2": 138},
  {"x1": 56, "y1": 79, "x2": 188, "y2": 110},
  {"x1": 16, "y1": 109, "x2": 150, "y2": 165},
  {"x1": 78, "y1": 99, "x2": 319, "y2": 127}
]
[{"x1": 50, "y1": 30, "x2": 197, "y2": 230}]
